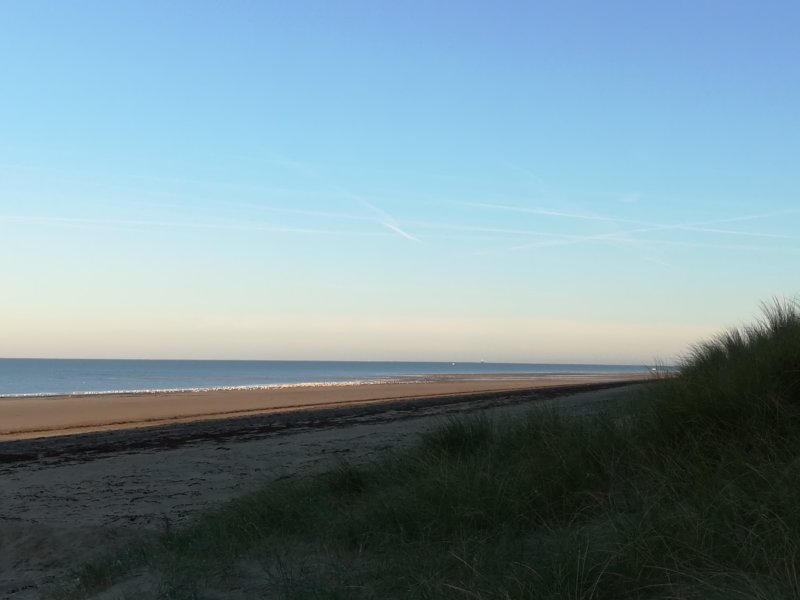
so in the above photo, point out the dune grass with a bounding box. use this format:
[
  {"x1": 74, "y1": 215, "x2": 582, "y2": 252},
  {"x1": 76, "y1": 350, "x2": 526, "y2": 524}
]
[{"x1": 52, "y1": 299, "x2": 800, "y2": 599}]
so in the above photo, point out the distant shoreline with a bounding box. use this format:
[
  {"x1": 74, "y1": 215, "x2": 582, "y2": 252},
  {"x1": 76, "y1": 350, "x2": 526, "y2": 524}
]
[
  {"x1": 0, "y1": 371, "x2": 644, "y2": 399},
  {"x1": 0, "y1": 373, "x2": 648, "y2": 443},
  {"x1": 0, "y1": 358, "x2": 652, "y2": 397}
]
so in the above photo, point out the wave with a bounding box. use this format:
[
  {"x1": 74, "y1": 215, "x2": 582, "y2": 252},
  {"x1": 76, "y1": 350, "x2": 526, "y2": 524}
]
[
  {"x1": 0, "y1": 372, "x2": 617, "y2": 399},
  {"x1": 0, "y1": 378, "x2": 411, "y2": 399}
]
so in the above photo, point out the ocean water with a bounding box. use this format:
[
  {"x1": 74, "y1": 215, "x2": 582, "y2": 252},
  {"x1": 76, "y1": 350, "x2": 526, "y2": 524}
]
[{"x1": 0, "y1": 359, "x2": 649, "y2": 397}]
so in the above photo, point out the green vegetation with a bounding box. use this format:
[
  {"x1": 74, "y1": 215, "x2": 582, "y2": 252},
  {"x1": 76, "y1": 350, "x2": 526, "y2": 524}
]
[{"x1": 53, "y1": 300, "x2": 800, "y2": 599}]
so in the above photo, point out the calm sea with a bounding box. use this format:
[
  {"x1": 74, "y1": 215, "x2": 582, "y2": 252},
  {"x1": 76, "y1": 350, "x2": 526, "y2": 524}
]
[{"x1": 0, "y1": 359, "x2": 649, "y2": 398}]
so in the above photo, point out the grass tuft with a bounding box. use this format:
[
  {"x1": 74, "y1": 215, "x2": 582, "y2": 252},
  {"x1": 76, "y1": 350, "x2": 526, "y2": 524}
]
[{"x1": 420, "y1": 415, "x2": 496, "y2": 458}]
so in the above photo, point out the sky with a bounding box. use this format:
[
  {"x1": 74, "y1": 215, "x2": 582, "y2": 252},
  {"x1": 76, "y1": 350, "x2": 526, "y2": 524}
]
[{"x1": 1, "y1": 1, "x2": 798, "y2": 364}]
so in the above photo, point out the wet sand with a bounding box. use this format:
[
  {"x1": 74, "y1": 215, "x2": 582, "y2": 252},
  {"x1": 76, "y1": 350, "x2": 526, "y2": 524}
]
[{"x1": 0, "y1": 373, "x2": 646, "y2": 441}]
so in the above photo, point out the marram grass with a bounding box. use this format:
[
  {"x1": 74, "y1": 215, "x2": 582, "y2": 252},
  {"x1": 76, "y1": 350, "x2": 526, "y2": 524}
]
[{"x1": 51, "y1": 299, "x2": 800, "y2": 599}]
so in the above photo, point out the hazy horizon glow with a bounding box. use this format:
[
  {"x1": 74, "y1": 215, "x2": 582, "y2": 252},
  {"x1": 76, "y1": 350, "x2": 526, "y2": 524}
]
[{"x1": 2, "y1": 2, "x2": 798, "y2": 364}]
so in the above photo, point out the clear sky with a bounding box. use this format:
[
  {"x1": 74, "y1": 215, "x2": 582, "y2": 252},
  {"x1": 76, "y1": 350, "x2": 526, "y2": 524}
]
[{"x1": 1, "y1": 1, "x2": 798, "y2": 364}]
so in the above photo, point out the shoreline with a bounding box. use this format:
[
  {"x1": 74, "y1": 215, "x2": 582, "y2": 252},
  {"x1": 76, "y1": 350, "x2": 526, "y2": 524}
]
[
  {"x1": 0, "y1": 373, "x2": 647, "y2": 444},
  {"x1": 0, "y1": 371, "x2": 641, "y2": 399}
]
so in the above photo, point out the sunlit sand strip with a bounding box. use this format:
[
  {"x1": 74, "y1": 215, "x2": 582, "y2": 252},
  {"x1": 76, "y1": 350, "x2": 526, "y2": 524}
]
[{"x1": 0, "y1": 374, "x2": 648, "y2": 441}]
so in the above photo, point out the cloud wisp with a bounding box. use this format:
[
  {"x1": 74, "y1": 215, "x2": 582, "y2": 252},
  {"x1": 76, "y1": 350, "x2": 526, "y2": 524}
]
[
  {"x1": 468, "y1": 201, "x2": 640, "y2": 225},
  {"x1": 0, "y1": 214, "x2": 390, "y2": 237},
  {"x1": 244, "y1": 151, "x2": 421, "y2": 243},
  {"x1": 354, "y1": 196, "x2": 421, "y2": 243},
  {"x1": 470, "y1": 201, "x2": 800, "y2": 254}
]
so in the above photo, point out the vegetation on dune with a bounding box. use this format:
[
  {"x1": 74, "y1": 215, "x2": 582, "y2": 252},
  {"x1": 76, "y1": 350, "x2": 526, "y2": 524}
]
[{"x1": 52, "y1": 299, "x2": 800, "y2": 599}]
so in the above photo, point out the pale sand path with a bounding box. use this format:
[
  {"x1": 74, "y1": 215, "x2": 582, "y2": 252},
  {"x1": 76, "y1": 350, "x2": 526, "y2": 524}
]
[{"x1": 0, "y1": 378, "x2": 647, "y2": 598}]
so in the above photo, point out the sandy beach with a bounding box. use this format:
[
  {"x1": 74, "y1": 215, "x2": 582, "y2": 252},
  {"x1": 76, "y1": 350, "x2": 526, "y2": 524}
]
[
  {"x1": 0, "y1": 376, "x2": 647, "y2": 598},
  {"x1": 0, "y1": 374, "x2": 646, "y2": 442}
]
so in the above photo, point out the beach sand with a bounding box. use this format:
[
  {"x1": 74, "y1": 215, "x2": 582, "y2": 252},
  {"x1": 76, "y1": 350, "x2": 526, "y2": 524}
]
[
  {"x1": 0, "y1": 374, "x2": 646, "y2": 441},
  {"x1": 0, "y1": 375, "x2": 647, "y2": 598}
]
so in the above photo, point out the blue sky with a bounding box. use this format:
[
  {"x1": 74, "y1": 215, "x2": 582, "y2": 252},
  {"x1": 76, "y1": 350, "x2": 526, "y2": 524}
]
[{"x1": 1, "y1": 1, "x2": 798, "y2": 363}]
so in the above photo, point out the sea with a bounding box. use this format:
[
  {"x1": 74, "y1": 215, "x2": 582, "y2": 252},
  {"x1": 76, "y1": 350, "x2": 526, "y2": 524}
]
[{"x1": 0, "y1": 359, "x2": 650, "y2": 398}]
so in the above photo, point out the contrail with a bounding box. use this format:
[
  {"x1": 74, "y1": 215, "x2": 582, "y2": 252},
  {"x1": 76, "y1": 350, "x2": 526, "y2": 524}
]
[
  {"x1": 0, "y1": 214, "x2": 389, "y2": 237},
  {"x1": 360, "y1": 200, "x2": 420, "y2": 243},
  {"x1": 468, "y1": 201, "x2": 636, "y2": 224},
  {"x1": 240, "y1": 150, "x2": 422, "y2": 243},
  {"x1": 380, "y1": 221, "x2": 419, "y2": 241},
  {"x1": 329, "y1": 184, "x2": 421, "y2": 243},
  {"x1": 224, "y1": 202, "x2": 375, "y2": 223},
  {"x1": 677, "y1": 226, "x2": 800, "y2": 240},
  {"x1": 406, "y1": 220, "x2": 574, "y2": 239},
  {"x1": 602, "y1": 237, "x2": 800, "y2": 254},
  {"x1": 472, "y1": 201, "x2": 800, "y2": 251}
]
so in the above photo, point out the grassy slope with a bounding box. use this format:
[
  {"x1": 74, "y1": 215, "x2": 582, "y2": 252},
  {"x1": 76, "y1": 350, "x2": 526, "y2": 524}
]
[{"x1": 54, "y1": 301, "x2": 800, "y2": 599}]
